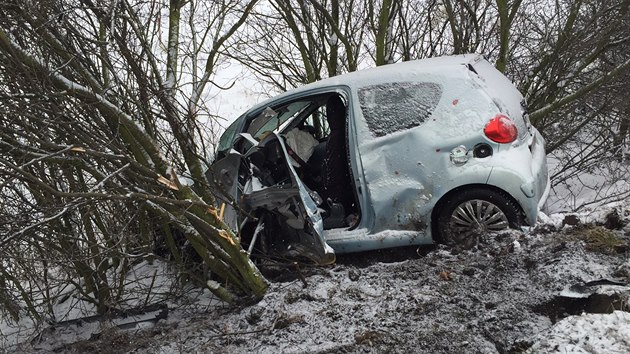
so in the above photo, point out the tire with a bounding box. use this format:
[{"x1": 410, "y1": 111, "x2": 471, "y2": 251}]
[{"x1": 435, "y1": 188, "x2": 523, "y2": 249}]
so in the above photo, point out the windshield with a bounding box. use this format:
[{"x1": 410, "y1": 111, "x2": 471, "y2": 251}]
[
  {"x1": 247, "y1": 101, "x2": 311, "y2": 140},
  {"x1": 217, "y1": 116, "x2": 245, "y2": 154},
  {"x1": 216, "y1": 98, "x2": 324, "y2": 156}
]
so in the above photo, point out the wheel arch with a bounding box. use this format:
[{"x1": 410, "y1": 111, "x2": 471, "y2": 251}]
[{"x1": 430, "y1": 183, "x2": 526, "y2": 242}]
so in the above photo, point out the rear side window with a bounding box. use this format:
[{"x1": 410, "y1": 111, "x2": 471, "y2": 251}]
[{"x1": 358, "y1": 82, "x2": 442, "y2": 137}]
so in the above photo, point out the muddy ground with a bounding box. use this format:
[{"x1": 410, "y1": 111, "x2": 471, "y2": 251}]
[{"x1": 32, "y1": 213, "x2": 630, "y2": 354}]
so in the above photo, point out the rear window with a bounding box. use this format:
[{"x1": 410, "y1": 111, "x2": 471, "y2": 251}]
[{"x1": 358, "y1": 82, "x2": 442, "y2": 137}]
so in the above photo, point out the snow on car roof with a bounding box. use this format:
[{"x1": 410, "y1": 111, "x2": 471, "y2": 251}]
[{"x1": 242, "y1": 54, "x2": 483, "y2": 117}]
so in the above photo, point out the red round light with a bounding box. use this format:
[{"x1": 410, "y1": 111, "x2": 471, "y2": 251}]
[{"x1": 484, "y1": 114, "x2": 517, "y2": 143}]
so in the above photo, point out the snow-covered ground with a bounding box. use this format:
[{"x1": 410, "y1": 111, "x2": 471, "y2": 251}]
[
  {"x1": 527, "y1": 311, "x2": 630, "y2": 354},
  {"x1": 5, "y1": 200, "x2": 628, "y2": 353}
]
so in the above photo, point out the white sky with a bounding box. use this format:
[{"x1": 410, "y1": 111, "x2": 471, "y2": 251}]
[{"x1": 207, "y1": 60, "x2": 273, "y2": 127}]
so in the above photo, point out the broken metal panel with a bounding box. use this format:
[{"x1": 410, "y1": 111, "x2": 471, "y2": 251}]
[
  {"x1": 32, "y1": 304, "x2": 168, "y2": 351},
  {"x1": 240, "y1": 133, "x2": 334, "y2": 265},
  {"x1": 206, "y1": 152, "x2": 244, "y2": 231}
]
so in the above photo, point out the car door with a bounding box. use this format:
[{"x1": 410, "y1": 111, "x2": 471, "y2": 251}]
[
  {"x1": 241, "y1": 132, "x2": 334, "y2": 264},
  {"x1": 351, "y1": 81, "x2": 444, "y2": 234},
  {"x1": 208, "y1": 99, "x2": 335, "y2": 264}
]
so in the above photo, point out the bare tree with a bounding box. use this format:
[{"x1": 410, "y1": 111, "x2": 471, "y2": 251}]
[
  {"x1": 0, "y1": 0, "x2": 267, "y2": 322},
  {"x1": 229, "y1": 0, "x2": 368, "y2": 91},
  {"x1": 517, "y1": 0, "x2": 629, "y2": 154}
]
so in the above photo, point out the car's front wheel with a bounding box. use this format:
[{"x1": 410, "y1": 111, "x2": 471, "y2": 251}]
[{"x1": 435, "y1": 188, "x2": 523, "y2": 249}]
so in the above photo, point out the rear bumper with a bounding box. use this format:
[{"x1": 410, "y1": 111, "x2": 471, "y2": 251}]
[{"x1": 487, "y1": 128, "x2": 549, "y2": 225}]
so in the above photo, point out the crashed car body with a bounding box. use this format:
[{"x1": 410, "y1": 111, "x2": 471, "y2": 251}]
[{"x1": 208, "y1": 54, "x2": 549, "y2": 264}]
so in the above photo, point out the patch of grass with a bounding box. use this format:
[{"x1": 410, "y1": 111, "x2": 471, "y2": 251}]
[
  {"x1": 567, "y1": 226, "x2": 625, "y2": 255},
  {"x1": 62, "y1": 327, "x2": 157, "y2": 354},
  {"x1": 508, "y1": 340, "x2": 534, "y2": 354},
  {"x1": 272, "y1": 313, "x2": 305, "y2": 329},
  {"x1": 355, "y1": 329, "x2": 397, "y2": 346}
]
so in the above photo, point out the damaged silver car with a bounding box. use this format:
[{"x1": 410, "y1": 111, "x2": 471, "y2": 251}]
[{"x1": 207, "y1": 54, "x2": 549, "y2": 264}]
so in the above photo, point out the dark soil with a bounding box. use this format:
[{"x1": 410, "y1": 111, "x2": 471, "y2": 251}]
[{"x1": 40, "y1": 223, "x2": 630, "y2": 354}]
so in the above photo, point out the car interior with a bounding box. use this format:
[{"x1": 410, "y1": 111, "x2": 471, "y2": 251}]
[{"x1": 238, "y1": 93, "x2": 360, "y2": 231}]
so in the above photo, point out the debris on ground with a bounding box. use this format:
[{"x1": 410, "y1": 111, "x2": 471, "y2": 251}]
[{"x1": 14, "y1": 207, "x2": 630, "y2": 353}]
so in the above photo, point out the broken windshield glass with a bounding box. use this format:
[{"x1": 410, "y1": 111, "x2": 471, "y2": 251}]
[{"x1": 247, "y1": 101, "x2": 311, "y2": 140}]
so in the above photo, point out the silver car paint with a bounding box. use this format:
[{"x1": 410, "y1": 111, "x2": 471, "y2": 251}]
[{"x1": 212, "y1": 54, "x2": 549, "y2": 257}]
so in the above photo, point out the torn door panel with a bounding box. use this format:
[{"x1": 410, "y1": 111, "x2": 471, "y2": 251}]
[
  {"x1": 211, "y1": 132, "x2": 335, "y2": 265},
  {"x1": 206, "y1": 151, "x2": 245, "y2": 231}
]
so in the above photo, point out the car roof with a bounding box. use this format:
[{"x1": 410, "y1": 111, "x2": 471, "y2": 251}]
[{"x1": 241, "y1": 54, "x2": 484, "y2": 117}]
